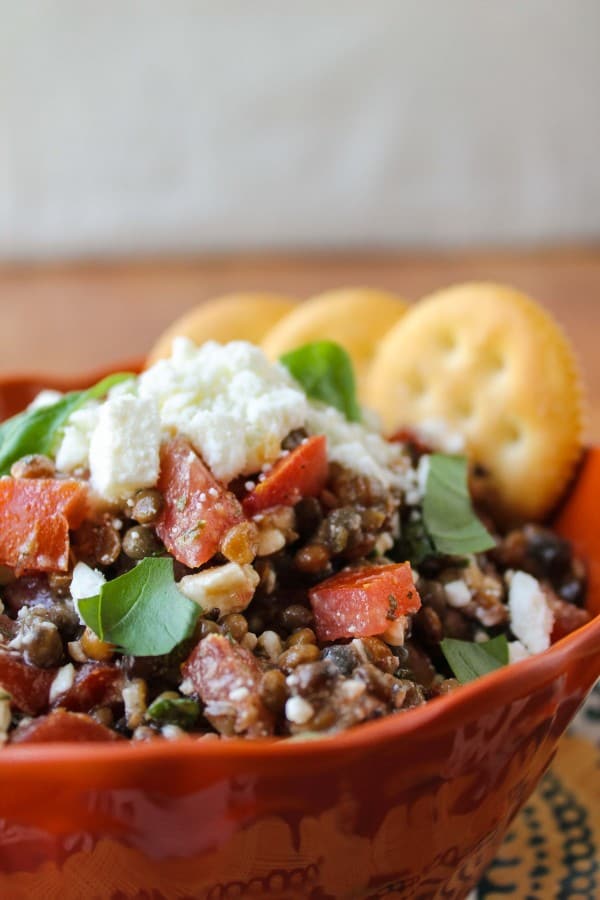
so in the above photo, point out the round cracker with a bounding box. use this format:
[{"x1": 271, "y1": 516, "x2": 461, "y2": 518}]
[
  {"x1": 146, "y1": 293, "x2": 297, "y2": 366},
  {"x1": 261, "y1": 287, "x2": 408, "y2": 399},
  {"x1": 366, "y1": 283, "x2": 585, "y2": 524}
]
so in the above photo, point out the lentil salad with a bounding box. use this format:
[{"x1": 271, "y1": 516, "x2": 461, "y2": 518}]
[{"x1": 0, "y1": 339, "x2": 590, "y2": 744}]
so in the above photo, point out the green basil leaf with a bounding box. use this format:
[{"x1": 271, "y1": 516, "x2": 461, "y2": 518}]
[
  {"x1": 78, "y1": 557, "x2": 200, "y2": 657},
  {"x1": 440, "y1": 635, "x2": 509, "y2": 684},
  {"x1": 280, "y1": 341, "x2": 361, "y2": 422},
  {"x1": 422, "y1": 454, "x2": 495, "y2": 556},
  {"x1": 146, "y1": 695, "x2": 200, "y2": 728},
  {"x1": 0, "y1": 372, "x2": 134, "y2": 476}
]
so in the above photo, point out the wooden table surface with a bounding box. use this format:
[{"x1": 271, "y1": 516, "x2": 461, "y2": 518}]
[{"x1": 1, "y1": 249, "x2": 599, "y2": 437}]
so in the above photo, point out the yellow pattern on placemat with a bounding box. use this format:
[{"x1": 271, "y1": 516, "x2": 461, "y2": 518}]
[{"x1": 477, "y1": 735, "x2": 600, "y2": 898}]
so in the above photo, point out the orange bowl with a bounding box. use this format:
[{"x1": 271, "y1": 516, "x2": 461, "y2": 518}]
[{"x1": 0, "y1": 370, "x2": 598, "y2": 900}]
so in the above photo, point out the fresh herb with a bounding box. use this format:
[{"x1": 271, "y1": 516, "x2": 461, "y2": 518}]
[
  {"x1": 422, "y1": 454, "x2": 495, "y2": 556},
  {"x1": 0, "y1": 372, "x2": 134, "y2": 476},
  {"x1": 280, "y1": 341, "x2": 361, "y2": 422},
  {"x1": 78, "y1": 557, "x2": 200, "y2": 657},
  {"x1": 146, "y1": 695, "x2": 200, "y2": 728},
  {"x1": 440, "y1": 635, "x2": 509, "y2": 684},
  {"x1": 394, "y1": 514, "x2": 436, "y2": 566}
]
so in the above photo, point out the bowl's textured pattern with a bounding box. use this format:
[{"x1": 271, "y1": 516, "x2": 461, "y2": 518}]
[{"x1": 0, "y1": 374, "x2": 597, "y2": 900}]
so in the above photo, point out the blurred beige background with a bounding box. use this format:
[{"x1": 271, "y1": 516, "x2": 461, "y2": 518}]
[{"x1": 1, "y1": 1, "x2": 599, "y2": 258}]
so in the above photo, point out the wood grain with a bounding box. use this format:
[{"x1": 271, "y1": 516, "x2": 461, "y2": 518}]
[{"x1": 1, "y1": 249, "x2": 599, "y2": 437}]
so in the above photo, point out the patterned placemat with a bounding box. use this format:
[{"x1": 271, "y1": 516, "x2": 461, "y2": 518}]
[{"x1": 472, "y1": 683, "x2": 600, "y2": 899}]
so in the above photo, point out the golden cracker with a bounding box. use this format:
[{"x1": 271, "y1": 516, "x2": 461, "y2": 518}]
[
  {"x1": 146, "y1": 293, "x2": 297, "y2": 366},
  {"x1": 366, "y1": 283, "x2": 585, "y2": 524},
  {"x1": 261, "y1": 287, "x2": 408, "y2": 399}
]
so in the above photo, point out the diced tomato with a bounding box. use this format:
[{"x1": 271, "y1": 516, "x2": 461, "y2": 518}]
[
  {"x1": 10, "y1": 710, "x2": 121, "y2": 744},
  {"x1": 52, "y1": 663, "x2": 125, "y2": 713},
  {"x1": 0, "y1": 652, "x2": 56, "y2": 716},
  {"x1": 546, "y1": 592, "x2": 591, "y2": 642},
  {"x1": 0, "y1": 478, "x2": 88, "y2": 575},
  {"x1": 309, "y1": 562, "x2": 422, "y2": 642},
  {"x1": 183, "y1": 634, "x2": 274, "y2": 736},
  {"x1": 156, "y1": 437, "x2": 245, "y2": 568},
  {"x1": 243, "y1": 435, "x2": 328, "y2": 516}
]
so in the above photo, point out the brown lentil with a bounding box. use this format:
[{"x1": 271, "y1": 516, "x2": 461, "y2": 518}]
[
  {"x1": 23, "y1": 622, "x2": 64, "y2": 668},
  {"x1": 259, "y1": 669, "x2": 288, "y2": 714},
  {"x1": 131, "y1": 488, "x2": 164, "y2": 524},
  {"x1": 80, "y1": 627, "x2": 115, "y2": 662},
  {"x1": 222, "y1": 613, "x2": 248, "y2": 642},
  {"x1": 286, "y1": 627, "x2": 317, "y2": 648},
  {"x1": 278, "y1": 643, "x2": 321, "y2": 671},
  {"x1": 220, "y1": 521, "x2": 259, "y2": 565},
  {"x1": 122, "y1": 525, "x2": 162, "y2": 560},
  {"x1": 10, "y1": 454, "x2": 56, "y2": 479},
  {"x1": 197, "y1": 619, "x2": 221, "y2": 639},
  {"x1": 278, "y1": 603, "x2": 314, "y2": 633},
  {"x1": 294, "y1": 544, "x2": 331, "y2": 574},
  {"x1": 47, "y1": 571, "x2": 73, "y2": 597},
  {"x1": 75, "y1": 520, "x2": 121, "y2": 567}
]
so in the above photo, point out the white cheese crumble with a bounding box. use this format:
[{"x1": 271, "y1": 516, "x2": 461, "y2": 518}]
[
  {"x1": 56, "y1": 403, "x2": 101, "y2": 472},
  {"x1": 285, "y1": 696, "x2": 314, "y2": 725},
  {"x1": 508, "y1": 640, "x2": 530, "y2": 663},
  {"x1": 306, "y1": 401, "x2": 412, "y2": 491},
  {"x1": 413, "y1": 417, "x2": 466, "y2": 454},
  {"x1": 177, "y1": 562, "x2": 259, "y2": 617},
  {"x1": 444, "y1": 579, "x2": 472, "y2": 608},
  {"x1": 27, "y1": 389, "x2": 64, "y2": 412},
  {"x1": 49, "y1": 663, "x2": 75, "y2": 703},
  {"x1": 89, "y1": 394, "x2": 160, "y2": 500},
  {"x1": 507, "y1": 571, "x2": 555, "y2": 654},
  {"x1": 70, "y1": 562, "x2": 106, "y2": 622},
  {"x1": 138, "y1": 338, "x2": 308, "y2": 482}
]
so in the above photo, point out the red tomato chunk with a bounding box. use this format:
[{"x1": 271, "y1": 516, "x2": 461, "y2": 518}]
[
  {"x1": 156, "y1": 437, "x2": 245, "y2": 568},
  {"x1": 243, "y1": 435, "x2": 328, "y2": 516},
  {"x1": 183, "y1": 634, "x2": 274, "y2": 737},
  {"x1": 10, "y1": 710, "x2": 121, "y2": 744},
  {"x1": 0, "y1": 478, "x2": 88, "y2": 574},
  {"x1": 309, "y1": 562, "x2": 422, "y2": 642},
  {"x1": 52, "y1": 663, "x2": 125, "y2": 713},
  {"x1": 0, "y1": 651, "x2": 55, "y2": 716}
]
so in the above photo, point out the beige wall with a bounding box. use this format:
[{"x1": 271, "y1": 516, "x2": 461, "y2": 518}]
[{"x1": 1, "y1": 1, "x2": 599, "y2": 259}]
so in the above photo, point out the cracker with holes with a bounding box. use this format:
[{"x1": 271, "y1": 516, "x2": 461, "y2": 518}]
[
  {"x1": 147, "y1": 293, "x2": 296, "y2": 366},
  {"x1": 261, "y1": 287, "x2": 408, "y2": 400},
  {"x1": 366, "y1": 283, "x2": 584, "y2": 524}
]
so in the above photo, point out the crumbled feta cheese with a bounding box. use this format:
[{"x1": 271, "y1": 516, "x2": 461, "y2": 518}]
[
  {"x1": 339, "y1": 679, "x2": 366, "y2": 700},
  {"x1": 27, "y1": 389, "x2": 63, "y2": 412},
  {"x1": 49, "y1": 663, "x2": 75, "y2": 703},
  {"x1": 89, "y1": 394, "x2": 160, "y2": 500},
  {"x1": 256, "y1": 527, "x2": 286, "y2": 557},
  {"x1": 306, "y1": 402, "x2": 412, "y2": 490},
  {"x1": 70, "y1": 562, "x2": 106, "y2": 622},
  {"x1": 122, "y1": 679, "x2": 147, "y2": 729},
  {"x1": 508, "y1": 640, "x2": 530, "y2": 663},
  {"x1": 162, "y1": 724, "x2": 188, "y2": 741},
  {"x1": 138, "y1": 338, "x2": 307, "y2": 482},
  {"x1": 229, "y1": 686, "x2": 250, "y2": 702},
  {"x1": 507, "y1": 571, "x2": 555, "y2": 654},
  {"x1": 381, "y1": 615, "x2": 409, "y2": 646},
  {"x1": 444, "y1": 580, "x2": 472, "y2": 608},
  {"x1": 413, "y1": 417, "x2": 466, "y2": 454},
  {"x1": 177, "y1": 562, "x2": 259, "y2": 616},
  {"x1": 55, "y1": 403, "x2": 100, "y2": 472},
  {"x1": 285, "y1": 696, "x2": 314, "y2": 725}
]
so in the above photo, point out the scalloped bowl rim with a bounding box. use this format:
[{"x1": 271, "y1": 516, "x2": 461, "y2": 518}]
[{"x1": 0, "y1": 365, "x2": 597, "y2": 766}]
